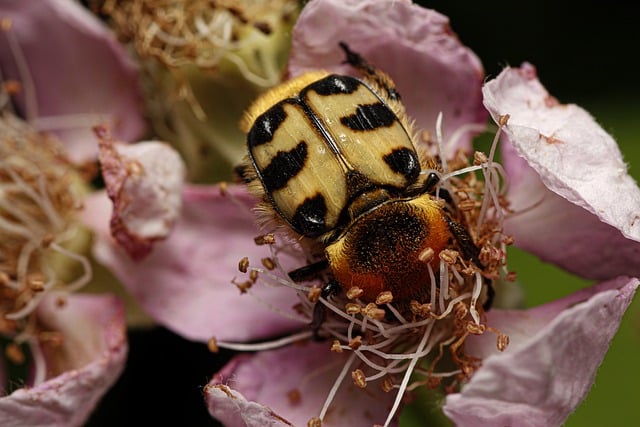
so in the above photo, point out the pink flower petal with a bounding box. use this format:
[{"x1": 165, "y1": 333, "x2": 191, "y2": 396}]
[
  {"x1": 289, "y1": 0, "x2": 486, "y2": 155},
  {"x1": 206, "y1": 341, "x2": 398, "y2": 427},
  {"x1": 500, "y1": 140, "x2": 640, "y2": 279},
  {"x1": 206, "y1": 383, "x2": 294, "y2": 427},
  {"x1": 484, "y1": 63, "x2": 640, "y2": 279},
  {"x1": 0, "y1": 293, "x2": 127, "y2": 426},
  {"x1": 97, "y1": 128, "x2": 185, "y2": 260},
  {"x1": 443, "y1": 276, "x2": 639, "y2": 426},
  {"x1": 87, "y1": 184, "x2": 304, "y2": 342},
  {"x1": 0, "y1": 0, "x2": 146, "y2": 162}
]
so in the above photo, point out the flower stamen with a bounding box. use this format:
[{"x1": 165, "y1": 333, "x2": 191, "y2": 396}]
[
  {"x1": 216, "y1": 115, "x2": 515, "y2": 425},
  {"x1": 0, "y1": 114, "x2": 92, "y2": 356}
]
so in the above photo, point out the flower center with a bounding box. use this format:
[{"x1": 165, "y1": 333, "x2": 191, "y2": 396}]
[
  {"x1": 0, "y1": 113, "x2": 92, "y2": 380},
  {"x1": 101, "y1": 0, "x2": 298, "y2": 87},
  {"x1": 212, "y1": 118, "x2": 514, "y2": 426}
]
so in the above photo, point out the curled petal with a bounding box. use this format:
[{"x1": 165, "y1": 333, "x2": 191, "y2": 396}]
[
  {"x1": 483, "y1": 64, "x2": 640, "y2": 278},
  {"x1": 206, "y1": 341, "x2": 397, "y2": 427},
  {"x1": 0, "y1": 293, "x2": 127, "y2": 426},
  {"x1": 206, "y1": 383, "x2": 294, "y2": 427},
  {"x1": 500, "y1": 141, "x2": 640, "y2": 279},
  {"x1": 289, "y1": 0, "x2": 486, "y2": 154},
  {"x1": 86, "y1": 184, "x2": 303, "y2": 342},
  {"x1": 97, "y1": 129, "x2": 185, "y2": 260},
  {"x1": 0, "y1": 0, "x2": 146, "y2": 162},
  {"x1": 443, "y1": 276, "x2": 639, "y2": 426}
]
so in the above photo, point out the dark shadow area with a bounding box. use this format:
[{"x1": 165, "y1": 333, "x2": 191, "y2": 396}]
[
  {"x1": 417, "y1": 1, "x2": 640, "y2": 103},
  {"x1": 87, "y1": 327, "x2": 232, "y2": 426}
]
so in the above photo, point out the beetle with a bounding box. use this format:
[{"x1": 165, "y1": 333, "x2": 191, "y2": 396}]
[{"x1": 236, "y1": 43, "x2": 487, "y2": 330}]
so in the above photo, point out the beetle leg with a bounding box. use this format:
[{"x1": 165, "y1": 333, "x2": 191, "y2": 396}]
[
  {"x1": 310, "y1": 279, "x2": 342, "y2": 340},
  {"x1": 289, "y1": 261, "x2": 342, "y2": 337},
  {"x1": 444, "y1": 215, "x2": 483, "y2": 269},
  {"x1": 444, "y1": 216, "x2": 495, "y2": 312},
  {"x1": 483, "y1": 279, "x2": 495, "y2": 312},
  {"x1": 420, "y1": 171, "x2": 453, "y2": 203},
  {"x1": 288, "y1": 259, "x2": 329, "y2": 282}
]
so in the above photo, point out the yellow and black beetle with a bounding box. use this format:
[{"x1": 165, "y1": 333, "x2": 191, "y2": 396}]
[{"x1": 236, "y1": 43, "x2": 488, "y2": 329}]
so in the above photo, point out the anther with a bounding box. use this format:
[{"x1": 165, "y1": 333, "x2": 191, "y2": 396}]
[
  {"x1": 261, "y1": 257, "x2": 276, "y2": 270},
  {"x1": 3, "y1": 80, "x2": 21, "y2": 95},
  {"x1": 418, "y1": 247, "x2": 435, "y2": 263},
  {"x1": 410, "y1": 300, "x2": 431, "y2": 318},
  {"x1": 346, "y1": 286, "x2": 363, "y2": 300},
  {"x1": 27, "y1": 273, "x2": 45, "y2": 292},
  {"x1": 363, "y1": 303, "x2": 385, "y2": 321},
  {"x1": 381, "y1": 377, "x2": 394, "y2": 393},
  {"x1": 458, "y1": 199, "x2": 477, "y2": 211},
  {"x1": 456, "y1": 191, "x2": 470, "y2": 200},
  {"x1": 5, "y1": 342, "x2": 25, "y2": 364},
  {"x1": 208, "y1": 337, "x2": 219, "y2": 353},
  {"x1": 497, "y1": 334, "x2": 510, "y2": 351},
  {"x1": 473, "y1": 151, "x2": 488, "y2": 165},
  {"x1": 348, "y1": 335, "x2": 363, "y2": 350},
  {"x1": 238, "y1": 257, "x2": 249, "y2": 273},
  {"x1": 287, "y1": 389, "x2": 301, "y2": 405},
  {"x1": 466, "y1": 323, "x2": 485, "y2": 335},
  {"x1": 233, "y1": 279, "x2": 253, "y2": 293},
  {"x1": 375, "y1": 291, "x2": 393, "y2": 305},
  {"x1": 0, "y1": 271, "x2": 10, "y2": 286},
  {"x1": 439, "y1": 249, "x2": 458, "y2": 265},
  {"x1": 307, "y1": 286, "x2": 321, "y2": 303},
  {"x1": 254, "y1": 233, "x2": 276, "y2": 245},
  {"x1": 1, "y1": 17, "x2": 12, "y2": 31},
  {"x1": 345, "y1": 303, "x2": 362, "y2": 315},
  {"x1": 454, "y1": 303, "x2": 468, "y2": 322},
  {"x1": 352, "y1": 369, "x2": 367, "y2": 388},
  {"x1": 249, "y1": 270, "x2": 259, "y2": 282}
]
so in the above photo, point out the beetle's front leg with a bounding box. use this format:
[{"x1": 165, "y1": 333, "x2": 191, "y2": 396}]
[{"x1": 310, "y1": 279, "x2": 342, "y2": 340}]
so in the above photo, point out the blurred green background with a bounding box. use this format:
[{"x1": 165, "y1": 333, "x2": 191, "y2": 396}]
[{"x1": 87, "y1": 1, "x2": 640, "y2": 426}]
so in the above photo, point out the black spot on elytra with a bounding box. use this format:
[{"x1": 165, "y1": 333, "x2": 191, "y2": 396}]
[
  {"x1": 383, "y1": 147, "x2": 420, "y2": 183},
  {"x1": 309, "y1": 75, "x2": 361, "y2": 96},
  {"x1": 340, "y1": 102, "x2": 396, "y2": 131},
  {"x1": 247, "y1": 104, "x2": 287, "y2": 147},
  {"x1": 292, "y1": 193, "x2": 328, "y2": 236},
  {"x1": 261, "y1": 141, "x2": 308, "y2": 192}
]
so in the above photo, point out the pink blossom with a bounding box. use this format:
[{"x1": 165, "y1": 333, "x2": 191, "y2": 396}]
[
  {"x1": 0, "y1": 2, "x2": 140, "y2": 423},
  {"x1": 0, "y1": 0, "x2": 146, "y2": 162},
  {"x1": 0, "y1": 294, "x2": 127, "y2": 426},
  {"x1": 87, "y1": 0, "x2": 640, "y2": 426}
]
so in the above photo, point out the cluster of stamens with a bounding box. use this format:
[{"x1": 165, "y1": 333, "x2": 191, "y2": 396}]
[
  {"x1": 213, "y1": 117, "x2": 514, "y2": 427},
  {"x1": 101, "y1": 0, "x2": 297, "y2": 87},
  {"x1": 0, "y1": 113, "x2": 91, "y2": 375}
]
